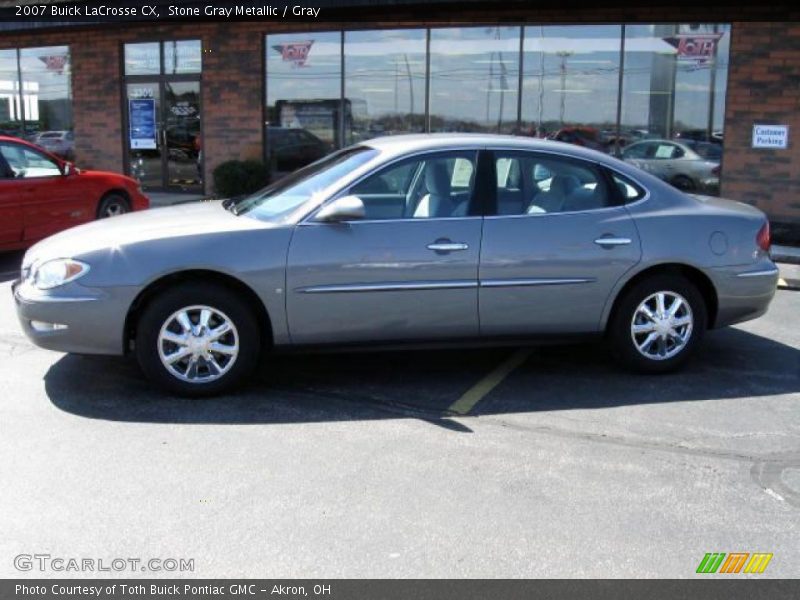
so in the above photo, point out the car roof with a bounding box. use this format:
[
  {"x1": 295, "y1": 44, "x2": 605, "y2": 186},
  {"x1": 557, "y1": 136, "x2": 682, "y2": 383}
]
[{"x1": 363, "y1": 133, "x2": 610, "y2": 161}]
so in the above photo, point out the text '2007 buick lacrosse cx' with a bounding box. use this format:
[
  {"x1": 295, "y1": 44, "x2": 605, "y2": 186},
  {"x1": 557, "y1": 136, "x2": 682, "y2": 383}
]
[{"x1": 13, "y1": 134, "x2": 778, "y2": 396}]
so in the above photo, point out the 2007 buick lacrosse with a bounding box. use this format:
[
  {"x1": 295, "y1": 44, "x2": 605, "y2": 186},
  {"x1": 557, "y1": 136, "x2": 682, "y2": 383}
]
[{"x1": 13, "y1": 134, "x2": 778, "y2": 396}]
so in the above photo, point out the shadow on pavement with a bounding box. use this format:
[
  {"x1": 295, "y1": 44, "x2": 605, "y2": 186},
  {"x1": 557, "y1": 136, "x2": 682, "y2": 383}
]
[{"x1": 44, "y1": 326, "x2": 800, "y2": 427}]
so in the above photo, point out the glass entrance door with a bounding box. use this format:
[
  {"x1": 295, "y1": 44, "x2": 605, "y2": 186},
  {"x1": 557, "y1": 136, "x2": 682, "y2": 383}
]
[
  {"x1": 125, "y1": 80, "x2": 202, "y2": 192},
  {"x1": 164, "y1": 81, "x2": 201, "y2": 191},
  {"x1": 126, "y1": 82, "x2": 162, "y2": 189}
]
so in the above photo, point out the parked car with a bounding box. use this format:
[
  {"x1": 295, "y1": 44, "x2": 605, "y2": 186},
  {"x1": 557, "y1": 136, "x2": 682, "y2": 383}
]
[
  {"x1": 620, "y1": 139, "x2": 720, "y2": 194},
  {"x1": 0, "y1": 136, "x2": 150, "y2": 251},
  {"x1": 267, "y1": 126, "x2": 332, "y2": 177},
  {"x1": 674, "y1": 129, "x2": 723, "y2": 144},
  {"x1": 33, "y1": 130, "x2": 75, "y2": 160},
  {"x1": 548, "y1": 126, "x2": 608, "y2": 153},
  {"x1": 14, "y1": 134, "x2": 776, "y2": 396}
]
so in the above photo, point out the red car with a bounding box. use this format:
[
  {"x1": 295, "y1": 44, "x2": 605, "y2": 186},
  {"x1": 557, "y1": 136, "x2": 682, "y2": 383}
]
[{"x1": 0, "y1": 136, "x2": 149, "y2": 251}]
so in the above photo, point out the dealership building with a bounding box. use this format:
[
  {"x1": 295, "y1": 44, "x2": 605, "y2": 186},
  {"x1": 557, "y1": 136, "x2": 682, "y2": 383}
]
[{"x1": 0, "y1": 1, "x2": 798, "y2": 234}]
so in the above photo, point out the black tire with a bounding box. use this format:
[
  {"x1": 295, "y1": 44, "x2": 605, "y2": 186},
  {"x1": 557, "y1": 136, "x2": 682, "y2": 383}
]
[
  {"x1": 608, "y1": 274, "x2": 707, "y2": 374},
  {"x1": 671, "y1": 175, "x2": 696, "y2": 192},
  {"x1": 97, "y1": 193, "x2": 131, "y2": 219},
  {"x1": 135, "y1": 282, "x2": 261, "y2": 396}
]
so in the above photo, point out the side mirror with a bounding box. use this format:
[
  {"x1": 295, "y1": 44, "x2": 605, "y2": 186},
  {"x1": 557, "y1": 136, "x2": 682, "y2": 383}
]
[
  {"x1": 63, "y1": 162, "x2": 79, "y2": 176},
  {"x1": 315, "y1": 195, "x2": 365, "y2": 223}
]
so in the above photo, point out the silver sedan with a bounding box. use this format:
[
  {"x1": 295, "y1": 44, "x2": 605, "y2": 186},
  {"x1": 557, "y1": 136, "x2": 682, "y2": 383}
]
[{"x1": 13, "y1": 134, "x2": 778, "y2": 395}]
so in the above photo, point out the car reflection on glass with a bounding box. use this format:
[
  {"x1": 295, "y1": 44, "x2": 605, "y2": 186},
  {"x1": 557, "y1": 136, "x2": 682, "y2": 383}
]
[
  {"x1": 621, "y1": 139, "x2": 721, "y2": 195},
  {"x1": 267, "y1": 126, "x2": 332, "y2": 178}
]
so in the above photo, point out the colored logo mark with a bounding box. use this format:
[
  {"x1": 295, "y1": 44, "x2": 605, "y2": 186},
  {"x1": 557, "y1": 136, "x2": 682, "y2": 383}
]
[{"x1": 696, "y1": 552, "x2": 773, "y2": 574}]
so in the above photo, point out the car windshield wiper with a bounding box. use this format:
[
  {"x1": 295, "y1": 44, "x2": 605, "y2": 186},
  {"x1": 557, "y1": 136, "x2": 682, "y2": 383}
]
[{"x1": 222, "y1": 197, "x2": 241, "y2": 215}]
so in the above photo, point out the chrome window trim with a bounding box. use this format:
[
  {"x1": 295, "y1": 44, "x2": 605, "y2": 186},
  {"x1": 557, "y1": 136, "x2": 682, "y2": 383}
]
[{"x1": 293, "y1": 142, "x2": 652, "y2": 224}]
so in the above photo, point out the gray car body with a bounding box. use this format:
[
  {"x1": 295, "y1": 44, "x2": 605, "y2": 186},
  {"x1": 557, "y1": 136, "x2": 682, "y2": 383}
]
[{"x1": 14, "y1": 134, "x2": 777, "y2": 356}]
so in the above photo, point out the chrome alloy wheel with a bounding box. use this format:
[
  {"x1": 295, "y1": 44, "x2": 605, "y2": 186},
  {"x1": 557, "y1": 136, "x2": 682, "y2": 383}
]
[
  {"x1": 157, "y1": 305, "x2": 239, "y2": 383},
  {"x1": 630, "y1": 291, "x2": 694, "y2": 361}
]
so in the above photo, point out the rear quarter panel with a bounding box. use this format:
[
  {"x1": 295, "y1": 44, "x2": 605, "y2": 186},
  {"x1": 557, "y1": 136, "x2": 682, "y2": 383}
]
[{"x1": 599, "y1": 183, "x2": 772, "y2": 329}]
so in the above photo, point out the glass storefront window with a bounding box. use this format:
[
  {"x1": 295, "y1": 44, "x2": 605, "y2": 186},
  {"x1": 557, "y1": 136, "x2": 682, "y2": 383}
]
[
  {"x1": 263, "y1": 23, "x2": 729, "y2": 194},
  {"x1": 124, "y1": 42, "x2": 161, "y2": 75},
  {"x1": 429, "y1": 27, "x2": 520, "y2": 133},
  {"x1": 0, "y1": 46, "x2": 73, "y2": 155},
  {"x1": 0, "y1": 49, "x2": 23, "y2": 137},
  {"x1": 620, "y1": 24, "x2": 729, "y2": 145},
  {"x1": 344, "y1": 29, "x2": 426, "y2": 144},
  {"x1": 265, "y1": 31, "x2": 341, "y2": 177},
  {"x1": 521, "y1": 25, "x2": 622, "y2": 153},
  {"x1": 164, "y1": 40, "x2": 202, "y2": 75},
  {"x1": 19, "y1": 46, "x2": 73, "y2": 156}
]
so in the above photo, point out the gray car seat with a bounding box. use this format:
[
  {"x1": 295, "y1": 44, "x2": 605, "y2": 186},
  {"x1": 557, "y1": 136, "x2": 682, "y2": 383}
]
[
  {"x1": 527, "y1": 174, "x2": 580, "y2": 214},
  {"x1": 414, "y1": 162, "x2": 454, "y2": 218}
]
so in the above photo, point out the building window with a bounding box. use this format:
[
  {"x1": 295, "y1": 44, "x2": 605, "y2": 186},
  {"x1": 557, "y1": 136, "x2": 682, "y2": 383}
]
[
  {"x1": 620, "y1": 24, "x2": 729, "y2": 145},
  {"x1": 125, "y1": 40, "x2": 202, "y2": 76},
  {"x1": 429, "y1": 26, "x2": 520, "y2": 134},
  {"x1": 0, "y1": 46, "x2": 73, "y2": 158},
  {"x1": 344, "y1": 29, "x2": 426, "y2": 144},
  {"x1": 263, "y1": 23, "x2": 729, "y2": 195},
  {"x1": 265, "y1": 31, "x2": 341, "y2": 178},
  {"x1": 521, "y1": 25, "x2": 622, "y2": 152}
]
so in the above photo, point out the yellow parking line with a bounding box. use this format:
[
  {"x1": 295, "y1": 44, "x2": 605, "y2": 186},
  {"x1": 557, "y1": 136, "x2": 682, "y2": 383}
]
[
  {"x1": 448, "y1": 349, "x2": 532, "y2": 416},
  {"x1": 778, "y1": 278, "x2": 788, "y2": 289}
]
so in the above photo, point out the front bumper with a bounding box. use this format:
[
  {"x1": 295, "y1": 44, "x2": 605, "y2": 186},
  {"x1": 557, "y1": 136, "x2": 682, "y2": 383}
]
[
  {"x1": 708, "y1": 259, "x2": 779, "y2": 328},
  {"x1": 13, "y1": 279, "x2": 135, "y2": 355}
]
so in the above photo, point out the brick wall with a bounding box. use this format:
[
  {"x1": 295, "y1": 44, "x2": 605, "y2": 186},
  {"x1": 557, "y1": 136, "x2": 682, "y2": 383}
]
[{"x1": 721, "y1": 22, "x2": 800, "y2": 225}]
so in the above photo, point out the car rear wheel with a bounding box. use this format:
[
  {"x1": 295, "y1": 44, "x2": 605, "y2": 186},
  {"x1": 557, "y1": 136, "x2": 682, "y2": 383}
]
[
  {"x1": 135, "y1": 283, "x2": 261, "y2": 396},
  {"x1": 671, "y1": 175, "x2": 696, "y2": 192},
  {"x1": 608, "y1": 274, "x2": 707, "y2": 373},
  {"x1": 97, "y1": 193, "x2": 131, "y2": 218}
]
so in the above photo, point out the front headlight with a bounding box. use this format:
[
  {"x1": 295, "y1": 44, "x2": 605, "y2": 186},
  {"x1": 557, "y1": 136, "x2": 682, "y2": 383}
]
[{"x1": 30, "y1": 259, "x2": 90, "y2": 290}]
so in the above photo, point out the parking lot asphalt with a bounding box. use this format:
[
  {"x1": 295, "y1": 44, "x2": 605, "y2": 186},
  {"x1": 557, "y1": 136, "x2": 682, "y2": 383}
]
[{"x1": 0, "y1": 250, "x2": 798, "y2": 578}]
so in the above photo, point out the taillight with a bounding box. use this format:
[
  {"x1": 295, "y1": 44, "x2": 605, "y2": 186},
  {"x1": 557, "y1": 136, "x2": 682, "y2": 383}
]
[
  {"x1": 711, "y1": 165, "x2": 720, "y2": 176},
  {"x1": 756, "y1": 221, "x2": 771, "y2": 252}
]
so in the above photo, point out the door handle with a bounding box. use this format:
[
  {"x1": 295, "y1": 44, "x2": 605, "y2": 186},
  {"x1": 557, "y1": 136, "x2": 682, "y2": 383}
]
[
  {"x1": 427, "y1": 241, "x2": 469, "y2": 253},
  {"x1": 594, "y1": 236, "x2": 631, "y2": 247}
]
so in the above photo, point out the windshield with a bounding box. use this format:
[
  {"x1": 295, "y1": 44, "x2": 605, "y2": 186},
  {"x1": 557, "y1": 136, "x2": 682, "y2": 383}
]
[{"x1": 228, "y1": 146, "x2": 379, "y2": 220}]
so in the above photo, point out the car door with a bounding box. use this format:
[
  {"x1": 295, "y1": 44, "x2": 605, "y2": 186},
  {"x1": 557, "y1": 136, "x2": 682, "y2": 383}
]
[
  {"x1": 479, "y1": 150, "x2": 642, "y2": 335},
  {"x1": 0, "y1": 141, "x2": 91, "y2": 242},
  {"x1": 286, "y1": 150, "x2": 484, "y2": 345},
  {"x1": 0, "y1": 151, "x2": 23, "y2": 247}
]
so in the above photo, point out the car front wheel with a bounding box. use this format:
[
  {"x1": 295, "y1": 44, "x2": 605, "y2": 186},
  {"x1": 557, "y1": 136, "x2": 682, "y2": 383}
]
[
  {"x1": 135, "y1": 283, "x2": 261, "y2": 396},
  {"x1": 609, "y1": 274, "x2": 707, "y2": 373},
  {"x1": 97, "y1": 193, "x2": 131, "y2": 218}
]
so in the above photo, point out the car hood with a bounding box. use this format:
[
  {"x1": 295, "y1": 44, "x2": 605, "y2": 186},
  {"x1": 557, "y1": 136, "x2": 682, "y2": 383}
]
[
  {"x1": 78, "y1": 169, "x2": 138, "y2": 186},
  {"x1": 24, "y1": 200, "x2": 270, "y2": 266}
]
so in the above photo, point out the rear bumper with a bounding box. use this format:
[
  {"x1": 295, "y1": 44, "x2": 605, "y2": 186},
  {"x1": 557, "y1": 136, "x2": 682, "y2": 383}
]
[
  {"x1": 13, "y1": 279, "x2": 134, "y2": 355},
  {"x1": 708, "y1": 261, "x2": 778, "y2": 328}
]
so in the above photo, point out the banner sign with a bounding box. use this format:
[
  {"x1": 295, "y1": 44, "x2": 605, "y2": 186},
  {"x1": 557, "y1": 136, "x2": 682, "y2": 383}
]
[
  {"x1": 129, "y1": 98, "x2": 157, "y2": 149},
  {"x1": 663, "y1": 33, "x2": 722, "y2": 65},
  {"x1": 38, "y1": 54, "x2": 68, "y2": 74},
  {"x1": 272, "y1": 40, "x2": 314, "y2": 67}
]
